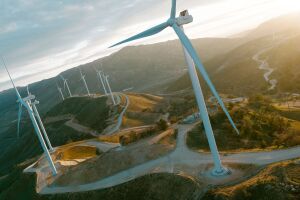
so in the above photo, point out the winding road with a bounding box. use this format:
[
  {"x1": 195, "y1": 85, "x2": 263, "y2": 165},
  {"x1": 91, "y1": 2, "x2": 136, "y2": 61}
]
[
  {"x1": 105, "y1": 93, "x2": 130, "y2": 135},
  {"x1": 252, "y1": 47, "x2": 278, "y2": 90},
  {"x1": 39, "y1": 123, "x2": 300, "y2": 194}
]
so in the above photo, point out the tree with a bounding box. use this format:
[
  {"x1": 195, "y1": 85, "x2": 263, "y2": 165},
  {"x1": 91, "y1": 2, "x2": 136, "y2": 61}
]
[{"x1": 156, "y1": 119, "x2": 168, "y2": 131}]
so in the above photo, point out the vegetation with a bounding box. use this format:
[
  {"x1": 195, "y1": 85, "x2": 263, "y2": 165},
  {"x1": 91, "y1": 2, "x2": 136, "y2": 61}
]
[
  {"x1": 187, "y1": 95, "x2": 300, "y2": 151},
  {"x1": 46, "y1": 96, "x2": 110, "y2": 132},
  {"x1": 99, "y1": 127, "x2": 158, "y2": 146},
  {"x1": 156, "y1": 119, "x2": 169, "y2": 131},
  {"x1": 122, "y1": 93, "x2": 168, "y2": 127},
  {"x1": 1, "y1": 158, "x2": 299, "y2": 200},
  {"x1": 0, "y1": 119, "x2": 93, "y2": 176},
  {"x1": 119, "y1": 128, "x2": 157, "y2": 146},
  {"x1": 168, "y1": 94, "x2": 197, "y2": 123},
  {"x1": 202, "y1": 159, "x2": 300, "y2": 200},
  {"x1": 0, "y1": 165, "x2": 201, "y2": 200}
]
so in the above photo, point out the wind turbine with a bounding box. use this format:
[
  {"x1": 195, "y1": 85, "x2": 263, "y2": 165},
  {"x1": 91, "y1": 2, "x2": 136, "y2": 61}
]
[
  {"x1": 110, "y1": 0, "x2": 239, "y2": 175},
  {"x1": 104, "y1": 74, "x2": 116, "y2": 105},
  {"x1": 26, "y1": 85, "x2": 54, "y2": 152},
  {"x1": 56, "y1": 82, "x2": 65, "y2": 101},
  {"x1": 79, "y1": 68, "x2": 91, "y2": 96},
  {"x1": 1, "y1": 57, "x2": 57, "y2": 176},
  {"x1": 94, "y1": 64, "x2": 108, "y2": 95},
  {"x1": 60, "y1": 75, "x2": 72, "y2": 97}
]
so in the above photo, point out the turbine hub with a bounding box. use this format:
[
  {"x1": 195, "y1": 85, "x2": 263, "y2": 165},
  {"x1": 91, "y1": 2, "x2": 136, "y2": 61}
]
[{"x1": 167, "y1": 18, "x2": 176, "y2": 26}]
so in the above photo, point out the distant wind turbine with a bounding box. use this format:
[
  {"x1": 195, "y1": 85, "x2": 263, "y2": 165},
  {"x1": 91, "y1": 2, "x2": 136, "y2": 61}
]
[
  {"x1": 104, "y1": 74, "x2": 116, "y2": 105},
  {"x1": 1, "y1": 57, "x2": 57, "y2": 176},
  {"x1": 79, "y1": 69, "x2": 91, "y2": 96},
  {"x1": 94, "y1": 64, "x2": 108, "y2": 95},
  {"x1": 110, "y1": 0, "x2": 239, "y2": 175},
  {"x1": 60, "y1": 75, "x2": 72, "y2": 97},
  {"x1": 56, "y1": 82, "x2": 64, "y2": 101}
]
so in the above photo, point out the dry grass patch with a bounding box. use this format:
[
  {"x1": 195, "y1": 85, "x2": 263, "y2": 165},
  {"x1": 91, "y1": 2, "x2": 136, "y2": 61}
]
[
  {"x1": 98, "y1": 135, "x2": 120, "y2": 143},
  {"x1": 126, "y1": 93, "x2": 164, "y2": 112},
  {"x1": 56, "y1": 145, "x2": 98, "y2": 161},
  {"x1": 202, "y1": 159, "x2": 300, "y2": 200}
]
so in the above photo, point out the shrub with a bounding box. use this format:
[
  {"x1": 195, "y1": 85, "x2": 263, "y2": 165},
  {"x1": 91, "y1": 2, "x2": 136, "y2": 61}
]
[{"x1": 156, "y1": 119, "x2": 169, "y2": 131}]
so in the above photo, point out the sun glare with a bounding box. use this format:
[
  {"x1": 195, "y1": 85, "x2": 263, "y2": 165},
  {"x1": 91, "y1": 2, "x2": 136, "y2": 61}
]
[{"x1": 278, "y1": 0, "x2": 300, "y2": 13}]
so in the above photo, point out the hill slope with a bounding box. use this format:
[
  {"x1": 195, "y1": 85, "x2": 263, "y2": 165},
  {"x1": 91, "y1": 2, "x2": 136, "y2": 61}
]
[
  {"x1": 167, "y1": 13, "x2": 300, "y2": 95},
  {"x1": 0, "y1": 96, "x2": 110, "y2": 175}
]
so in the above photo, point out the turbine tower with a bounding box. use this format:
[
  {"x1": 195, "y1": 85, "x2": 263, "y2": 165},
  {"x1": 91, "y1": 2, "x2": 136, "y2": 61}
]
[
  {"x1": 79, "y1": 69, "x2": 91, "y2": 96},
  {"x1": 1, "y1": 57, "x2": 57, "y2": 176},
  {"x1": 26, "y1": 86, "x2": 54, "y2": 152},
  {"x1": 60, "y1": 75, "x2": 72, "y2": 97},
  {"x1": 56, "y1": 83, "x2": 65, "y2": 101},
  {"x1": 110, "y1": 0, "x2": 239, "y2": 175},
  {"x1": 104, "y1": 74, "x2": 116, "y2": 105},
  {"x1": 94, "y1": 64, "x2": 108, "y2": 95}
]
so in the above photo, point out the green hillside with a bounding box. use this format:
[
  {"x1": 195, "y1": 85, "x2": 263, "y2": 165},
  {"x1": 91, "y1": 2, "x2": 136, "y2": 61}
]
[
  {"x1": 0, "y1": 96, "x2": 110, "y2": 175},
  {"x1": 46, "y1": 96, "x2": 110, "y2": 132}
]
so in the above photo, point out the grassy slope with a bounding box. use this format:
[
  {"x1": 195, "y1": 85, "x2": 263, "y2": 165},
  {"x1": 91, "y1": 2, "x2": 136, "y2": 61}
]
[
  {"x1": 187, "y1": 99, "x2": 300, "y2": 151},
  {"x1": 0, "y1": 96, "x2": 110, "y2": 175},
  {"x1": 122, "y1": 93, "x2": 167, "y2": 127},
  {"x1": 2, "y1": 159, "x2": 299, "y2": 200},
  {"x1": 46, "y1": 96, "x2": 109, "y2": 132},
  {"x1": 202, "y1": 159, "x2": 300, "y2": 200},
  {"x1": 0, "y1": 167, "x2": 202, "y2": 200}
]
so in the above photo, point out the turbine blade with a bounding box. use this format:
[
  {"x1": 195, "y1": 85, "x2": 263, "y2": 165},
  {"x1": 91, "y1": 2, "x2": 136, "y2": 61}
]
[
  {"x1": 17, "y1": 103, "x2": 23, "y2": 137},
  {"x1": 60, "y1": 75, "x2": 64, "y2": 81},
  {"x1": 26, "y1": 85, "x2": 30, "y2": 95},
  {"x1": 1, "y1": 56, "x2": 22, "y2": 100},
  {"x1": 109, "y1": 22, "x2": 169, "y2": 48},
  {"x1": 172, "y1": 24, "x2": 239, "y2": 134},
  {"x1": 170, "y1": 0, "x2": 176, "y2": 19}
]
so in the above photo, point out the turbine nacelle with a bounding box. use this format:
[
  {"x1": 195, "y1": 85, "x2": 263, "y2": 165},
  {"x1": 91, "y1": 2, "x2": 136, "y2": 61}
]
[
  {"x1": 176, "y1": 10, "x2": 193, "y2": 26},
  {"x1": 22, "y1": 94, "x2": 36, "y2": 102}
]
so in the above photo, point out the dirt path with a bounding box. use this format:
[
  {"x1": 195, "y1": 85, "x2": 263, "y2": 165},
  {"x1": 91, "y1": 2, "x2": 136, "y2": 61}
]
[{"x1": 38, "y1": 123, "x2": 300, "y2": 194}]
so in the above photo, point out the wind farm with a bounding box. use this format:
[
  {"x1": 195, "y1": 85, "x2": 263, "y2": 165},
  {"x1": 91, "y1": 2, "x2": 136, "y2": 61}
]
[{"x1": 1, "y1": 0, "x2": 300, "y2": 200}]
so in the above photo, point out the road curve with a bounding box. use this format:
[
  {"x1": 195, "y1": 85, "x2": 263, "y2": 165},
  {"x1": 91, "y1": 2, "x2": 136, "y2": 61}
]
[
  {"x1": 106, "y1": 93, "x2": 130, "y2": 135},
  {"x1": 39, "y1": 124, "x2": 300, "y2": 194}
]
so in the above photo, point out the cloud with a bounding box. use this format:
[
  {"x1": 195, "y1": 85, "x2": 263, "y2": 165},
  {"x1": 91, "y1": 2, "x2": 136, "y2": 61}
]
[{"x1": 0, "y1": 0, "x2": 299, "y2": 91}]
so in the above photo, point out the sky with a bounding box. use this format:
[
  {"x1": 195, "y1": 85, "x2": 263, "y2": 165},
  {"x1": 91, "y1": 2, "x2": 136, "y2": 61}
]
[{"x1": 0, "y1": 0, "x2": 300, "y2": 92}]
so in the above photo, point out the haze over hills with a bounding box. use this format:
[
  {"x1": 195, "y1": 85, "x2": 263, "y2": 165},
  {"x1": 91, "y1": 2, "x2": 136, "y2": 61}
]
[
  {"x1": 0, "y1": 13, "x2": 299, "y2": 132},
  {"x1": 1, "y1": 13, "x2": 299, "y2": 144},
  {"x1": 0, "y1": 34, "x2": 245, "y2": 136},
  {"x1": 168, "y1": 13, "x2": 300, "y2": 95}
]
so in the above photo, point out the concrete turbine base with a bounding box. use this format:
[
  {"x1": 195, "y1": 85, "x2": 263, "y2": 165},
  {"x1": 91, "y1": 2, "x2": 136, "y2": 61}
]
[{"x1": 211, "y1": 166, "x2": 231, "y2": 176}]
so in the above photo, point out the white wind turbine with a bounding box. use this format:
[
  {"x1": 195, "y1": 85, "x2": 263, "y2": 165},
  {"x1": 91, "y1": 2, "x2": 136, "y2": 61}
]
[
  {"x1": 79, "y1": 69, "x2": 91, "y2": 96},
  {"x1": 2, "y1": 58, "x2": 57, "y2": 176},
  {"x1": 60, "y1": 75, "x2": 72, "y2": 97},
  {"x1": 110, "y1": 0, "x2": 239, "y2": 175},
  {"x1": 104, "y1": 74, "x2": 116, "y2": 105},
  {"x1": 56, "y1": 82, "x2": 65, "y2": 101},
  {"x1": 94, "y1": 64, "x2": 108, "y2": 95},
  {"x1": 26, "y1": 85, "x2": 54, "y2": 152}
]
